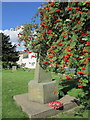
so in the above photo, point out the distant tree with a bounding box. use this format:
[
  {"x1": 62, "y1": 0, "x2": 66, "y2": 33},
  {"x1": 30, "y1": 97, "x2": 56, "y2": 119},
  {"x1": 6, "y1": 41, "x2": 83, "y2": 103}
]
[{"x1": 1, "y1": 33, "x2": 19, "y2": 68}]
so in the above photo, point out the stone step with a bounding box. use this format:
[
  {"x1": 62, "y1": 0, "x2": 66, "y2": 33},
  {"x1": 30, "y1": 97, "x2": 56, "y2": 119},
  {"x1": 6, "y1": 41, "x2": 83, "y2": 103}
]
[{"x1": 13, "y1": 94, "x2": 79, "y2": 118}]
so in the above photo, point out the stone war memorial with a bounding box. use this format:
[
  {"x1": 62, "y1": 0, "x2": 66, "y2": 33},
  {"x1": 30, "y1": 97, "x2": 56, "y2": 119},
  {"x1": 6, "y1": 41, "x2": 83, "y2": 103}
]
[
  {"x1": 2, "y1": 1, "x2": 89, "y2": 119},
  {"x1": 13, "y1": 59, "x2": 78, "y2": 118}
]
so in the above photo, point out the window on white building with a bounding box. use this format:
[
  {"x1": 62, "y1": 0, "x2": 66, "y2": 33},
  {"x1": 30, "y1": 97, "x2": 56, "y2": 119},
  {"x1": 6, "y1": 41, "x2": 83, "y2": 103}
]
[
  {"x1": 32, "y1": 62, "x2": 35, "y2": 66},
  {"x1": 23, "y1": 54, "x2": 28, "y2": 59}
]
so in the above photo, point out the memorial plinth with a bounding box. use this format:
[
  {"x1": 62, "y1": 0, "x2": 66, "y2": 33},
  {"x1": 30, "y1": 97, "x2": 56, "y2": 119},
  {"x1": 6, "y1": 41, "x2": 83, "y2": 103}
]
[
  {"x1": 13, "y1": 61, "x2": 79, "y2": 118},
  {"x1": 28, "y1": 62, "x2": 58, "y2": 104}
]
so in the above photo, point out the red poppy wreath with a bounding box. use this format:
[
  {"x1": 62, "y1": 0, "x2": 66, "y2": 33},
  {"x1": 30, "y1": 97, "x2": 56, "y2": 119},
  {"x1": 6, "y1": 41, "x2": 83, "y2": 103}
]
[{"x1": 48, "y1": 101, "x2": 63, "y2": 109}]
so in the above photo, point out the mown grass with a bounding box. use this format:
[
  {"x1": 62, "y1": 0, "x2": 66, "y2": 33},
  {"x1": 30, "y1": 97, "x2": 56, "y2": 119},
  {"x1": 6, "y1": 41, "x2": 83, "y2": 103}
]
[
  {"x1": 0, "y1": 69, "x2": 2, "y2": 120},
  {"x1": 50, "y1": 109, "x2": 89, "y2": 119},
  {"x1": 2, "y1": 69, "x2": 89, "y2": 119},
  {"x1": 2, "y1": 68, "x2": 34, "y2": 118}
]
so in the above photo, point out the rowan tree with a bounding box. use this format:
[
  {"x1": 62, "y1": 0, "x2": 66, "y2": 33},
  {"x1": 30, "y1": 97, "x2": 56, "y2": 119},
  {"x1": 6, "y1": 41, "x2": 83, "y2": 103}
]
[{"x1": 18, "y1": 1, "x2": 90, "y2": 111}]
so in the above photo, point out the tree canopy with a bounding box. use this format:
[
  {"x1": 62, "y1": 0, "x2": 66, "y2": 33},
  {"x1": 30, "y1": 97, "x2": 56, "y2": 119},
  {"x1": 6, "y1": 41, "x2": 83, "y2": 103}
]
[
  {"x1": 1, "y1": 33, "x2": 19, "y2": 67},
  {"x1": 18, "y1": 1, "x2": 90, "y2": 111}
]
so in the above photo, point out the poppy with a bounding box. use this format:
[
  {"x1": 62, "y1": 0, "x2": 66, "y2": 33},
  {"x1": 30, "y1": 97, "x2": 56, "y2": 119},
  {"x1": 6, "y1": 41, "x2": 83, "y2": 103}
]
[
  {"x1": 86, "y1": 57, "x2": 90, "y2": 60},
  {"x1": 77, "y1": 71, "x2": 86, "y2": 75},
  {"x1": 78, "y1": 80, "x2": 83, "y2": 83},
  {"x1": 66, "y1": 53, "x2": 72, "y2": 55},
  {"x1": 68, "y1": 7, "x2": 72, "y2": 10},
  {"x1": 62, "y1": 35, "x2": 67, "y2": 38},
  {"x1": 61, "y1": 68, "x2": 65, "y2": 70},
  {"x1": 49, "y1": 60, "x2": 53, "y2": 62},
  {"x1": 32, "y1": 55, "x2": 35, "y2": 57},
  {"x1": 81, "y1": 67, "x2": 85, "y2": 70},
  {"x1": 78, "y1": 85, "x2": 83, "y2": 88},
  {"x1": 56, "y1": 9, "x2": 60, "y2": 12},
  {"x1": 45, "y1": 7, "x2": 50, "y2": 10},
  {"x1": 80, "y1": 12, "x2": 83, "y2": 14},
  {"x1": 52, "y1": 46, "x2": 56, "y2": 48},
  {"x1": 64, "y1": 58, "x2": 70, "y2": 62},
  {"x1": 59, "y1": 79, "x2": 64, "y2": 81},
  {"x1": 53, "y1": 90, "x2": 57, "y2": 94},
  {"x1": 42, "y1": 34, "x2": 45, "y2": 37},
  {"x1": 86, "y1": 41, "x2": 90, "y2": 44},
  {"x1": 76, "y1": 7, "x2": 80, "y2": 10},
  {"x1": 28, "y1": 51, "x2": 32, "y2": 53},
  {"x1": 39, "y1": 10, "x2": 43, "y2": 13},
  {"x1": 43, "y1": 24, "x2": 48, "y2": 27},
  {"x1": 49, "y1": 56, "x2": 53, "y2": 58},
  {"x1": 49, "y1": 34, "x2": 54, "y2": 37},
  {"x1": 83, "y1": 50, "x2": 89, "y2": 53},
  {"x1": 56, "y1": 19, "x2": 61, "y2": 22},
  {"x1": 48, "y1": 101, "x2": 63, "y2": 109},
  {"x1": 59, "y1": 43, "x2": 63, "y2": 46},
  {"x1": 86, "y1": 1, "x2": 89, "y2": 3},
  {"x1": 83, "y1": 62, "x2": 87, "y2": 65},
  {"x1": 48, "y1": 30, "x2": 53, "y2": 33},
  {"x1": 85, "y1": 44, "x2": 90, "y2": 46},
  {"x1": 63, "y1": 55, "x2": 70, "y2": 59},
  {"x1": 43, "y1": 61, "x2": 48, "y2": 64},
  {"x1": 67, "y1": 32, "x2": 70, "y2": 35},
  {"x1": 18, "y1": 44, "x2": 20, "y2": 46},
  {"x1": 45, "y1": 16, "x2": 49, "y2": 19},
  {"x1": 66, "y1": 76, "x2": 72, "y2": 80},
  {"x1": 77, "y1": 91, "x2": 81, "y2": 92},
  {"x1": 63, "y1": 64, "x2": 67, "y2": 67},
  {"x1": 78, "y1": 21, "x2": 82, "y2": 24},
  {"x1": 48, "y1": 12, "x2": 53, "y2": 14},
  {"x1": 50, "y1": 2, "x2": 55, "y2": 7}
]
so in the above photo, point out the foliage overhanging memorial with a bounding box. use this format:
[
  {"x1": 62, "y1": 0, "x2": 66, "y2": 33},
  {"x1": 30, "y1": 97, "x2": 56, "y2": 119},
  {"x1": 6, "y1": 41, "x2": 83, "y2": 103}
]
[{"x1": 18, "y1": 1, "x2": 90, "y2": 113}]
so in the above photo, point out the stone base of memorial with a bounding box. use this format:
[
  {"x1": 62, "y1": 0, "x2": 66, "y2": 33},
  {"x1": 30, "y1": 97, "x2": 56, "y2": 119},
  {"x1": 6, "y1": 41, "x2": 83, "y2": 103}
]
[
  {"x1": 28, "y1": 80, "x2": 57, "y2": 104},
  {"x1": 13, "y1": 62, "x2": 79, "y2": 118},
  {"x1": 28, "y1": 62, "x2": 58, "y2": 104},
  {"x1": 13, "y1": 94, "x2": 78, "y2": 118}
]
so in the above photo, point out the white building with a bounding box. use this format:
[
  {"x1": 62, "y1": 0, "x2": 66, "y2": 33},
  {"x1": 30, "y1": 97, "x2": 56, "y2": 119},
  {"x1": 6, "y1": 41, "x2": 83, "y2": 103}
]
[{"x1": 17, "y1": 51, "x2": 37, "y2": 69}]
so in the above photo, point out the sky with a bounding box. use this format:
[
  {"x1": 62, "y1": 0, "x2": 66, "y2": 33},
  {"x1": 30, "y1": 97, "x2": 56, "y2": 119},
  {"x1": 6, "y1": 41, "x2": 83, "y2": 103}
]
[
  {"x1": 2, "y1": 2, "x2": 43, "y2": 30},
  {"x1": 1, "y1": 2, "x2": 45, "y2": 51}
]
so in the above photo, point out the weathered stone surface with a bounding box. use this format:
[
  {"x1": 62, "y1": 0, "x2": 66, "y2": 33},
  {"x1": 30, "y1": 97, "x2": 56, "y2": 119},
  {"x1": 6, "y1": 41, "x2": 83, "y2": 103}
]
[
  {"x1": 12, "y1": 66, "x2": 17, "y2": 72},
  {"x1": 0, "y1": 65, "x2": 2, "y2": 69},
  {"x1": 28, "y1": 61, "x2": 58, "y2": 104},
  {"x1": 34, "y1": 62, "x2": 52, "y2": 83},
  {"x1": 57, "y1": 95, "x2": 78, "y2": 111},
  {"x1": 60, "y1": 95, "x2": 76, "y2": 104},
  {"x1": 28, "y1": 80, "x2": 58, "y2": 104},
  {"x1": 13, "y1": 94, "x2": 78, "y2": 118}
]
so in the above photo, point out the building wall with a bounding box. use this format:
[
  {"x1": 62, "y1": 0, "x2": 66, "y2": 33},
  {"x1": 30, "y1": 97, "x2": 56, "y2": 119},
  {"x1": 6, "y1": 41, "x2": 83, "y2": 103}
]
[
  {"x1": 17, "y1": 52, "x2": 37, "y2": 69},
  {"x1": 17, "y1": 54, "x2": 23, "y2": 65}
]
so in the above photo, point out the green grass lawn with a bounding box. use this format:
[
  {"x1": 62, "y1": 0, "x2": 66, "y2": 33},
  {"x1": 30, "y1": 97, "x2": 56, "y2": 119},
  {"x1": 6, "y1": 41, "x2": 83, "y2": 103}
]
[
  {"x1": 50, "y1": 109, "x2": 89, "y2": 119},
  {"x1": 0, "y1": 69, "x2": 2, "y2": 120},
  {"x1": 2, "y1": 68, "x2": 34, "y2": 118},
  {"x1": 2, "y1": 69, "x2": 89, "y2": 119}
]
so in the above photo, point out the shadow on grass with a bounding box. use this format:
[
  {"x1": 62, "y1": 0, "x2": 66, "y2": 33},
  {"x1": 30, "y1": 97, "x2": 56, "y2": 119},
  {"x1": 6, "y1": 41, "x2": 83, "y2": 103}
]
[{"x1": 58, "y1": 77, "x2": 79, "y2": 99}]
